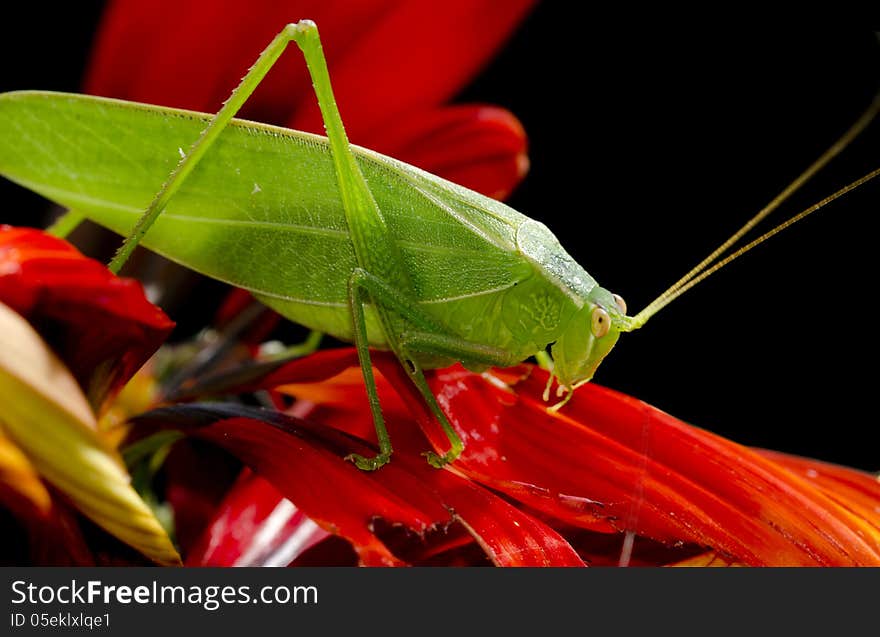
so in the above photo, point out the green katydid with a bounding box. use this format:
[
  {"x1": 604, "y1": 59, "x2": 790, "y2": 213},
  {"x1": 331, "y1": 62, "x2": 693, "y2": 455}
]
[{"x1": 0, "y1": 21, "x2": 877, "y2": 470}]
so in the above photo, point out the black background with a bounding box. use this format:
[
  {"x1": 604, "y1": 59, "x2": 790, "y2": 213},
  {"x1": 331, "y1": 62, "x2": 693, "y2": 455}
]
[{"x1": 1, "y1": 4, "x2": 878, "y2": 470}]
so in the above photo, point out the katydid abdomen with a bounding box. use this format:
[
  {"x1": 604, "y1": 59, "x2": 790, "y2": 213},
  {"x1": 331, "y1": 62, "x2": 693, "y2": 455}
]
[{"x1": 0, "y1": 91, "x2": 593, "y2": 367}]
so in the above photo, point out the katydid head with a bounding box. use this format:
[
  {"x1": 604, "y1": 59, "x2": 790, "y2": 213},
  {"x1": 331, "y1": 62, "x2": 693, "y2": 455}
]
[{"x1": 550, "y1": 286, "x2": 628, "y2": 392}]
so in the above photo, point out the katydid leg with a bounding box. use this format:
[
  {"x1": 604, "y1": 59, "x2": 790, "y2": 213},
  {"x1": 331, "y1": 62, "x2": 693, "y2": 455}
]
[
  {"x1": 292, "y1": 23, "x2": 453, "y2": 469},
  {"x1": 346, "y1": 273, "x2": 393, "y2": 471},
  {"x1": 347, "y1": 269, "x2": 444, "y2": 334},
  {"x1": 269, "y1": 330, "x2": 323, "y2": 361},
  {"x1": 108, "y1": 21, "x2": 324, "y2": 273},
  {"x1": 396, "y1": 355, "x2": 464, "y2": 468},
  {"x1": 349, "y1": 268, "x2": 520, "y2": 467},
  {"x1": 348, "y1": 269, "x2": 520, "y2": 366},
  {"x1": 348, "y1": 269, "x2": 463, "y2": 469},
  {"x1": 46, "y1": 210, "x2": 85, "y2": 238},
  {"x1": 398, "y1": 329, "x2": 520, "y2": 467},
  {"x1": 399, "y1": 330, "x2": 517, "y2": 369}
]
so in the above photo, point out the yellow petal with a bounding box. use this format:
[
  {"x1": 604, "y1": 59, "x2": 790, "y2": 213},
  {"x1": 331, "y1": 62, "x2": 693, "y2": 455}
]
[
  {"x1": 0, "y1": 302, "x2": 180, "y2": 565},
  {"x1": 0, "y1": 429, "x2": 52, "y2": 515}
]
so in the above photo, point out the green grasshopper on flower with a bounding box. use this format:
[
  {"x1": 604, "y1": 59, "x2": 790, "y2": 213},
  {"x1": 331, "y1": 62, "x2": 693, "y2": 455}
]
[{"x1": 0, "y1": 21, "x2": 876, "y2": 470}]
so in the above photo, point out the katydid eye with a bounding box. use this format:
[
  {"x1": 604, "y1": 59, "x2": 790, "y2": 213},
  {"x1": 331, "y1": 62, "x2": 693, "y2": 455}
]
[
  {"x1": 612, "y1": 293, "x2": 627, "y2": 315},
  {"x1": 591, "y1": 307, "x2": 610, "y2": 338}
]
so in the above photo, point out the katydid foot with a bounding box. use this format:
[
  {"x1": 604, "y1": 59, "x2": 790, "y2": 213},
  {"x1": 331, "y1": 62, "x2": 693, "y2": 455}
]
[
  {"x1": 423, "y1": 450, "x2": 459, "y2": 468},
  {"x1": 345, "y1": 452, "x2": 391, "y2": 471}
]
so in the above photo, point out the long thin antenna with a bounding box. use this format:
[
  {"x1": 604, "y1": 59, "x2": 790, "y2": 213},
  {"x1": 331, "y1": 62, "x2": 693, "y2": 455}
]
[
  {"x1": 626, "y1": 93, "x2": 880, "y2": 330},
  {"x1": 630, "y1": 166, "x2": 880, "y2": 323}
]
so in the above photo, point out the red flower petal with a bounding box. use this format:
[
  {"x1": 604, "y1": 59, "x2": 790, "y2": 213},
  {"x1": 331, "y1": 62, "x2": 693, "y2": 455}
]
[
  {"x1": 142, "y1": 405, "x2": 447, "y2": 566},
  {"x1": 187, "y1": 470, "x2": 328, "y2": 567},
  {"x1": 85, "y1": 0, "x2": 288, "y2": 114},
  {"x1": 85, "y1": 0, "x2": 534, "y2": 198},
  {"x1": 0, "y1": 226, "x2": 174, "y2": 411},
  {"x1": 230, "y1": 348, "x2": 880, "y2": 565},
  {"x1": 138, "y1": 402, "x2": 583, "y2": 566},
  {"x1": 281, "y1": 1, "x2": 537, "y2": 143},
  {"x1": 86, "y1": 0, "x2": 535, "y2": 133},
  {"x1": 416, "y1": 463, "x2": 583, "y2": 566},
  {"x1": 163, "y1": 440, "x2": 243, "y2": 557},
  {"x1": 400, "y1": 363, "x2": 880, "y2": 566},
  {"x1": 173, "y1": 347, "x2": 365, "y2": 403},
  {"x1": 756, "y1": 449, "x2": 880, "y2": 535},
  {"x1": 372, "y1": 106, "x2": 529, "y2": 200},
  {"x1": 213, "y1": 288, "x2": 281, "y2": 348}
]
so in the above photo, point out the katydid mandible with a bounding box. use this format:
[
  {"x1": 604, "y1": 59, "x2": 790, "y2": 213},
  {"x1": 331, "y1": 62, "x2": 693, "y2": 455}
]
[{"x1": 0, "y1": 21, "x2": 877, "y2": 470}]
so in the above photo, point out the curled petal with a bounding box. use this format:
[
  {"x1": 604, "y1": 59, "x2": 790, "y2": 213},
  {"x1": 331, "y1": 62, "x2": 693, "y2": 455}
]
[
  {"x1": 0, "y1": 226, "x2": 174, "y2": 411},
  {"x1": 0, "y1": 302, "x2": 179, "y2": 565}
]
